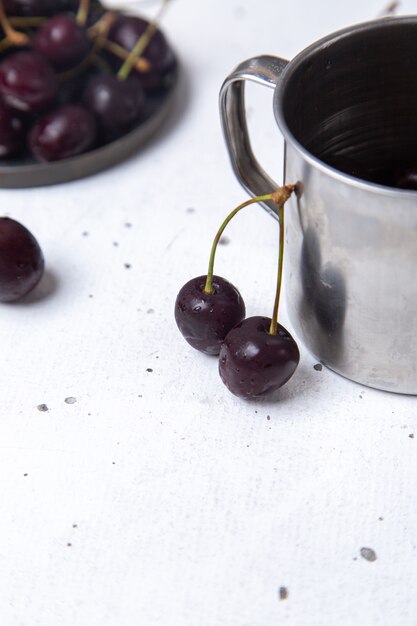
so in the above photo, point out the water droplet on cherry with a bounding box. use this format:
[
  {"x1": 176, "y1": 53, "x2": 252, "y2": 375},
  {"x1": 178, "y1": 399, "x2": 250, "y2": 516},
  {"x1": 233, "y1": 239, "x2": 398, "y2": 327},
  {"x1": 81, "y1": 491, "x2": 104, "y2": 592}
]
[
  {"x1": 219, "y1": 316, "x2": 299, "y2": 398},
  {"x1": 175, "y1": 275, "x2": 245, "y2": 355}
]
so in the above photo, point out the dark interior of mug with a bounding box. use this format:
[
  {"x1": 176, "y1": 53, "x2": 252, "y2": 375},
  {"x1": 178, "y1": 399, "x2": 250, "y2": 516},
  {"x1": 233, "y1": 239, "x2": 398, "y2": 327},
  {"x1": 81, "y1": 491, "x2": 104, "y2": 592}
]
[{"x1": 280, "y1": 18, "x2": 417, "y2": 186}]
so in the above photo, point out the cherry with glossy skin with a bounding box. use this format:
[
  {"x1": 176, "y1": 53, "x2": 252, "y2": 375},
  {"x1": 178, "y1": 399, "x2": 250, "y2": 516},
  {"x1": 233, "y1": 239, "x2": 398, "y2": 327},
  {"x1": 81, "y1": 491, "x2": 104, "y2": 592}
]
[
  {"x1": 0, "y1": 51, "x2": 58, "y2": 113},
  {"x1": 32, "y1": 14, "x2": 90, "y2": 69},
  {"x1": 174, "y1": 193, "x2": 284, "y2": 356},
  {"x1": 0, "y1": 97, "x2": 25, "y2": 156},
  {"x1": 82, "y1": 73, "x2": 144, "y2": 142},
  {"x1": 217, "y1": 185, "x2": 298, "y2": 398},
  {"x1": 0, "y1": 217, "x2": 44, "y2": 302},
  {"x1": 108, "y1": 15, "x2": 175, "y2": 90},
  {"x1": 175, "y1": 275, "x2": 246, "y2": 356},
  {"x1": 29, "y1": 104, "x2": 97, "y2": 161},
  {"x1": 219, "y1": 316, "x2": 300, "y2": 398}
]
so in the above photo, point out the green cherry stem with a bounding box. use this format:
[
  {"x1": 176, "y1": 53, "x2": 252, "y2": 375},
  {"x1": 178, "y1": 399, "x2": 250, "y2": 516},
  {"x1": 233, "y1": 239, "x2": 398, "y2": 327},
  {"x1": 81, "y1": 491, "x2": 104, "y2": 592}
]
[
  {"x1": 88, "y1": 12, "x2": 151, "y2": 71},
  {"x1": 10, "y1": 17, "x2": 47, "y2": 27},
  {"x1": 60, "y1": 10, "x2": 113, "y2": 81},
  {"x1": 91, "y1": 53, "x2": 111, "y2": 74},
  {"x1": 102, "y1": 39, "x2": 151, "y2": 73},
  {"x1": 76, "y1": 0, "x2": 91, "y2": 26},
  {"x1": 204, "y1": 192, "x2": 277, "y2": 295},
  {"x1": 0, "y1": 0, "x2": 29, "y2": 45},
  {"x1": 117, "y1": 0, "x2": 171, "y2": 81},
  {"x1": 0, "y1": 36, "x2": 10, "y2": 52},
  {"x1": 269, "y1": 184, "x2": 296, "y2": 336}
]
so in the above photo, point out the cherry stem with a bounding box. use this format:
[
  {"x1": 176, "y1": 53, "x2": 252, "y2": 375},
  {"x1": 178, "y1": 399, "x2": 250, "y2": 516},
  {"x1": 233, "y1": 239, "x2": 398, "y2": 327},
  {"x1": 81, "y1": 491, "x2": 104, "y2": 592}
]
[
  {"x1": 117, "y1": 0, "x2": 171, "y2": 81},
  {"x1": 204, "y1": 193, "x2": 276, "y2": 295},
  {"x1": 91, "y1": 53, "x2": 111, "y2": 74},
  {"x1": 10, "y1": 16, "x2": 47, "y2": 27},
  {"x1": 269, "y1": 204, "x2": 285, "y2": 336},
  {"x1": 61, "y1": 11, "x2": 114, "y2": 81},
  {"x1": 102, "y1": 39, "x2": 151, "y2": 73},
  {"x1": 88, "y1": 12, "x2": 150, "y2": 72},
  {"x1": 87, "y1": 10, "x2": 116, "y2": 38},
  {"x1": 0, "y1": 35, "x2": 10, "y2": 51},
  {"x1": 77, "y1": 0, "x2": 91, "y2": 26},
  {"x1": 269, "y1": 184, "x2": 296, "y2": 335},
  {"x1": 0, "y1": 0, "x2": 29, "y2": 45}
]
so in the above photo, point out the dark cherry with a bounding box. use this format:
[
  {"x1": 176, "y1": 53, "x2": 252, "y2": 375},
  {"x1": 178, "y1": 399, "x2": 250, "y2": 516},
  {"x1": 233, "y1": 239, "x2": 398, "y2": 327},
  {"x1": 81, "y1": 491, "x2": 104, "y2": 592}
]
[
  {"x1": 3, "y1": 0, "x2": 81, "y2": 15},
  {"x1": 394, "y1": 166, "x2": 417, "y2": 190},
  {"x1": 0, "y1": 217, "x2": 44, "y2": 302},
  {"x1": 108, "y1": 15, "x2": 175, "y2": 90},
  {"x1": 0, "y1": 51, "x2": 58, "y2": 114},
  {"x1": 28, "y1": 104, "x2": 97, "y2": 161},
  {"x1": 219, "y1": 316, "x2": 300, "y2": 398},
  {"x1": 58, "y1": 67, "x2": 97, "y2": 106},
  {"x1": 3, "y1": 0, "x2": 54, "y2": 16},
  {"x1": 57, "y1": 0, "x2": 82, "y2": 12},
  {"x1": 32, "y1": 15, "x2": 90, "y2": 69},
  {"x1": 3, "y1": 0, "x2": 101, "y2": 17},
  {"x1": 0, "y1": 97, "x2": 25, "y2": 157},
  {"x1": 175, "y1": 275, "x2": 246, "y2": 356},
  {"x1": 82, "y1": 73, "x2": 144, "y2": 141}
]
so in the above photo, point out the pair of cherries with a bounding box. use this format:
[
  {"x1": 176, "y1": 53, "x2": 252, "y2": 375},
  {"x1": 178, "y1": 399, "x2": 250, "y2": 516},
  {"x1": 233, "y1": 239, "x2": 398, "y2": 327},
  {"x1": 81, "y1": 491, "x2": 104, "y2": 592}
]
[{"x1": 174, "y1": 187, "x2": 300, "y2": 400}]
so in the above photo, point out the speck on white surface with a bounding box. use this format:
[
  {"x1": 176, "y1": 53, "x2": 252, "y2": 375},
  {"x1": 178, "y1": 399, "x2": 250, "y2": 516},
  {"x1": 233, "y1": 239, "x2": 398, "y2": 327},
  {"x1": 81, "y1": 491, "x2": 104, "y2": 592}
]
[{"x1": 1, "y1": 1, "x2": 417, "y2": 626}]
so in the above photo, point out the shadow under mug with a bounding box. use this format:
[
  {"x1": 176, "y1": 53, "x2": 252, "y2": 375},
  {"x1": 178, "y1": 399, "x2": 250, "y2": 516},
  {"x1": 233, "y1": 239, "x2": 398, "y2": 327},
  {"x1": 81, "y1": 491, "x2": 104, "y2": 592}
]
[{"x1": 219, "y1": 16, "x2": 417, "y2": 394}]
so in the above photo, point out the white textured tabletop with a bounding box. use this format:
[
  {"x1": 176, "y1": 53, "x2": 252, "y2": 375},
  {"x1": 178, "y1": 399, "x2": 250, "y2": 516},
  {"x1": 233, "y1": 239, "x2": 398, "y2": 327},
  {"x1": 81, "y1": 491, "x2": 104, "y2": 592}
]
[{"x1": 1, "y1": 1, "x2": 417, "y2": 625}]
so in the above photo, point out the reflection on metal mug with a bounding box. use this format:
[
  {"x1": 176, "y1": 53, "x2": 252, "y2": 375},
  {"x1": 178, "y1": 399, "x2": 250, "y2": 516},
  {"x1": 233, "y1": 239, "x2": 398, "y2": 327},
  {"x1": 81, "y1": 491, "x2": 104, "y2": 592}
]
[{"x1": 219, "y1": 16, "x2": 417, "y2": 394}]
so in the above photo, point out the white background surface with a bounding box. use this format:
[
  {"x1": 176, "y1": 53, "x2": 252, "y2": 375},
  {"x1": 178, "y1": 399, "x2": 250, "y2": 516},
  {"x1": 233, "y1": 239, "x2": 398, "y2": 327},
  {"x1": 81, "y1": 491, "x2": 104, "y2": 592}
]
[{"x1": 1, "y1": 1, "x2": 417, "y2": 625}]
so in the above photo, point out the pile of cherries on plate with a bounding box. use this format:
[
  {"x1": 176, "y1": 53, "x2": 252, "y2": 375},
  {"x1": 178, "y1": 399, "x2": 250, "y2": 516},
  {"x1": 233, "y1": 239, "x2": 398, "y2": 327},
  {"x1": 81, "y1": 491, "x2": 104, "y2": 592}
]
[{"x1": 0, "y1": 0, "x2": 176, "y2": 162}]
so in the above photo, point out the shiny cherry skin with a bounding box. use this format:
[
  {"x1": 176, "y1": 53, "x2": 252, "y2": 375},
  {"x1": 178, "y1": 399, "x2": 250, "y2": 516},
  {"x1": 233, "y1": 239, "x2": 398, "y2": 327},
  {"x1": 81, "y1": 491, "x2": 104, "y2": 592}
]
[
  {"x1": 108, "y1": 15, "x2": 176, "y2": 91},
  {"x1": 28, "y1": 104, "x2": 97, "y2": 161},
  {"x1": 0, "y1": 51, "x2": 58, "y2": 114},
  {"x1": 175, "y1": 275, "x2": 246, "y2": 356},
  {"x1": 82, "y1": 74, "x2": 144, "y2": 142},
  {"x1": 33, "y1": 15, "x2": 90, "y2": 69},
  {"x1": 0, "y1": 217, "x2": 44, "y2": 302},
  {"x1": 219, "y1": 316, "x2": 300, "y2": 398},
  {"x1": 0, "y1": 98, "x2": 25, "y2": 157}
]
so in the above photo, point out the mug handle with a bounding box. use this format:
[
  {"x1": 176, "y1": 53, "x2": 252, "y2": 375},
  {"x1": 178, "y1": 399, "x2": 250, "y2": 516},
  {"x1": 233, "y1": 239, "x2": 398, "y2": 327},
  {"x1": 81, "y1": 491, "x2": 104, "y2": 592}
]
[{"x1": 219, "y1": 55, "x2": 289, "y2": 216}]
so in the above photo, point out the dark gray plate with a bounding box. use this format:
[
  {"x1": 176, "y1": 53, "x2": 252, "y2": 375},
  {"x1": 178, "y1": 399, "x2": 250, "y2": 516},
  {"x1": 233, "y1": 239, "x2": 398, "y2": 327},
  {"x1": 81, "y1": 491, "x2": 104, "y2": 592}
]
[{"x1": 0, "y1": 64, "x2": 179, "y2": 188}]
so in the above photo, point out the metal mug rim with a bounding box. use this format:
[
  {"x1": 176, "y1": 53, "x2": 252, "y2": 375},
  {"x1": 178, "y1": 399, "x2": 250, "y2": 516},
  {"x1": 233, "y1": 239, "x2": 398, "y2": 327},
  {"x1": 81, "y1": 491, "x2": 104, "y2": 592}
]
[{"x1": 273, "y1": 15, "x2": 417, "y2": 198}]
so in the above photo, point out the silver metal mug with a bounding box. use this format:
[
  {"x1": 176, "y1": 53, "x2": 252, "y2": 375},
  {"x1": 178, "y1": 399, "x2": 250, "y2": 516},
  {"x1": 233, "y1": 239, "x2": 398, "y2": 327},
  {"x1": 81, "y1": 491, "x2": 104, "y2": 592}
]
[{"x1": 220, "y1": 16, "x2": 417, "y2": 394}]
